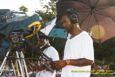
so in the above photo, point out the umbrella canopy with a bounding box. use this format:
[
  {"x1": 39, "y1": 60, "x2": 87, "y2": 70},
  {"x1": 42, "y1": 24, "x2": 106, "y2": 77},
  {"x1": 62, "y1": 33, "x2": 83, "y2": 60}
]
[
  {"x1": 0, "y1": 14, "x2": 42, "y2": 37},
  {"x1": 57, "y1": 0, "x2": 115, "y2": 43},
  {"x1": 40, "y1": 18, "x2": 68, "y2": 39}
]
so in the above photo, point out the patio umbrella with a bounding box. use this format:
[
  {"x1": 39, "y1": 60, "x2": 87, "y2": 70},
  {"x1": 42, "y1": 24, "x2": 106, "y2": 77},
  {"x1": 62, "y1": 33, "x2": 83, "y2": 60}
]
[
  {"x1": 0, "y1": 14, "x2": 42, "y2": 37},
  {"x1": 40, "y1": 18, "x2": 68, "y2": 39},
  {"x1": 56, "y1": 0, "x2": 115, "y2": 43}
]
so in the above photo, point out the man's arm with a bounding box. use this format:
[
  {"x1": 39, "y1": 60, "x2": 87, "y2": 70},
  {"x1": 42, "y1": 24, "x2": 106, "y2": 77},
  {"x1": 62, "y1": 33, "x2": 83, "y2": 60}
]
[
  {"x1": 66, "y1": 58, "x2": 93, "y2": 66},
  {"x1": 50, "y1": 58, "x2": 93, "y2": 70}
]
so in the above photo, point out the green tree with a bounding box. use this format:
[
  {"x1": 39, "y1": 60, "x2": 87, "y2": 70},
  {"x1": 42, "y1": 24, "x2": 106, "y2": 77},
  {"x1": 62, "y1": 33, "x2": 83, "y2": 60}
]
[
  {"x1": 36, "y1": 0, "x2": 57, "y2": 22},
  {"x1": 40, "y1": 0, "x2": 57, "y2": 15},
  {"x1": 19, "y1": 5, "x2": 28, "y2": 14}
]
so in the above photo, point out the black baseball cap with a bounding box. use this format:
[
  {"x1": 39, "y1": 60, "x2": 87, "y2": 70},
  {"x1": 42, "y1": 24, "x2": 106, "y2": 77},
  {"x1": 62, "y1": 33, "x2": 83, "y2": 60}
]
[{"x1": 38, "y1": 32, "x2": 49, "y2": 39}]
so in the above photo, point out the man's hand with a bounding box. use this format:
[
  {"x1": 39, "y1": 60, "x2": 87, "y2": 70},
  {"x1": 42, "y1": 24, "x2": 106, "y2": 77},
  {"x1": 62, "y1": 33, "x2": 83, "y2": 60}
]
[{"x1": 50, "y1": 60, "x2": 67, "y2": 70}]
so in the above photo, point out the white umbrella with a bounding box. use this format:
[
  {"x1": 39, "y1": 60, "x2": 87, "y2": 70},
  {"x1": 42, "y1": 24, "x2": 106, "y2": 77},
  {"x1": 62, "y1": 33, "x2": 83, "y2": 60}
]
[
  {"x1": 40, "y1": 18, "x2": 67, "y2": 39},
  {"x1": 40, "y1": 18, "x2": 56, "y2": 35}
]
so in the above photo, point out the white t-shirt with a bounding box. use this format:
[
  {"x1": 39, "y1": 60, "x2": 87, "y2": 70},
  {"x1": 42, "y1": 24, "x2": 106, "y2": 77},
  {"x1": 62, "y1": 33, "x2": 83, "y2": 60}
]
[
  {"x1": 61, "y1": 31, "x2": 94, "y2": 77},
  {"x1": 36, "y1": 46, "x2": 59, "y2": 77}
]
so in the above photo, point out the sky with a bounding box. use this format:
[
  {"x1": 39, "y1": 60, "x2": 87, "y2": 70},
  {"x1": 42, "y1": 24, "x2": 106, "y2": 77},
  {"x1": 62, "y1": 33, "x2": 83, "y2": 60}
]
[{"x1": 0, "y1": 0, "x2": 49, "y2": 15}]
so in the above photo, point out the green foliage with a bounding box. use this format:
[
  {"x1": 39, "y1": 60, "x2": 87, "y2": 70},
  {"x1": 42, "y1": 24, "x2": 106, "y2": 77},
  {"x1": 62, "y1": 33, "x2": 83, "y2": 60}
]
[
  {"x1": 40, "y1": 0, "x2": 57, "y2": 15},
  {"x1": 36, "y1": 0, "x2": 57, "y2": 22},
  {"x1": 35, "y1": 10, "x2": 55, "y2": 22},
  {"x1": 94, "y1": 37, "x2": 115, "y2": 66},
  {"x1": 19, "y1": 5, "x2": 28, "y2": 13},
  {"x1": 91, "y1": 74, "x2": 113, "y2": 77}
]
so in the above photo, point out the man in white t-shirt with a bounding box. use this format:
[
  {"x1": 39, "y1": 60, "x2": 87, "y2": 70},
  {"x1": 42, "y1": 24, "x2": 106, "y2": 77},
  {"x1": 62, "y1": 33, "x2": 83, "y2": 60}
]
[
  {"x1": 35, "y1": 33, "x2": 59, "y2": 77},
  {"x1": 51, "y1": 8, "x2": 94, "y2": 77}
]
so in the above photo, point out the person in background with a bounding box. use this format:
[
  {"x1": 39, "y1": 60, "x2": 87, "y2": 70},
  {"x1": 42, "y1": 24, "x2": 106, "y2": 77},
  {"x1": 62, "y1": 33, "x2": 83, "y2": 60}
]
[
  {"x1": 50, "y1": 8, "x2": 94, "y2": 77},
  {"x1": 35, "y1": 33, "x2": 59, "y2": 77}
]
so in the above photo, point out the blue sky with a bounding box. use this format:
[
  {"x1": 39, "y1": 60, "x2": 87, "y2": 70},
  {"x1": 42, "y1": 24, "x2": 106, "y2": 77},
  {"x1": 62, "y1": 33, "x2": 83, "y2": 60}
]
[{"x1": 0, "y1": 0, "x2": 49, "y2": 15}]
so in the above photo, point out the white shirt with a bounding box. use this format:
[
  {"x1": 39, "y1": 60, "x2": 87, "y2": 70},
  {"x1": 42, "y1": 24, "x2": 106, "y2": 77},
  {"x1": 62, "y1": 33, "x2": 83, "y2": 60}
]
[
  {"x1": 36, "y1": 46, "x2": 59, "y2": 77},
  {"x1": 61, "y1": 31, "x2": 94, "y2": 77}
]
